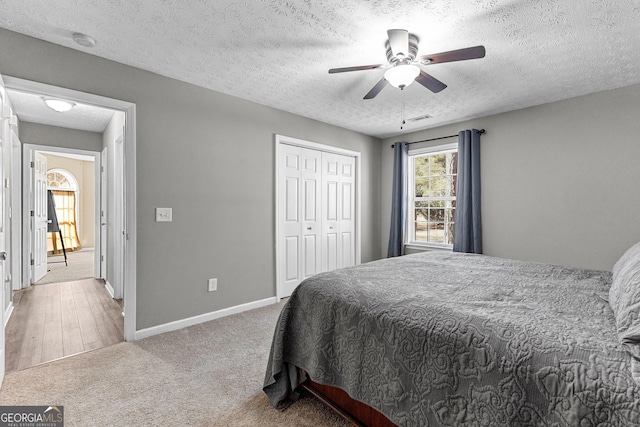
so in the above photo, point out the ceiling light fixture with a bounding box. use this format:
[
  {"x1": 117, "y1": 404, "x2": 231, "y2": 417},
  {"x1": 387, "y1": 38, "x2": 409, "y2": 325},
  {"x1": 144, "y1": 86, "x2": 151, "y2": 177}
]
[
  {"x1": 72, "y1": 32, "x2": 96, "y2": 48},
  {"x1": 384, "y1": 64, "x2": 420, "y2": 89},
  {"x1": 43, "y1": 98, "x2": 76, "y2": 112}
]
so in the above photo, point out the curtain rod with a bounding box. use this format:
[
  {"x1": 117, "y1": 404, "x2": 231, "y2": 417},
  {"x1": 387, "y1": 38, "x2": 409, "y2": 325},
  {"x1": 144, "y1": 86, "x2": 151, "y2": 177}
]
[{"x1": 391, "y1": 129, "x2": 485, "y2": 148}]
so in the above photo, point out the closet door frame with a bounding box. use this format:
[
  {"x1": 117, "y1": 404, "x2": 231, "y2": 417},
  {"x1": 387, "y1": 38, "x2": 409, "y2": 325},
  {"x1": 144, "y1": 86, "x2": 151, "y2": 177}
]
[{"x1": 275, "y1": 134, "x2": 361, "y2": 301}]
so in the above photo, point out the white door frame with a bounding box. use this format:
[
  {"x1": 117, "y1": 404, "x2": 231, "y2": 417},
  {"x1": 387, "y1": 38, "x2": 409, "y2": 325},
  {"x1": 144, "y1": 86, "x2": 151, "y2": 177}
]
[
  {"x1": 10, "y1": 130, "x2": 21, "y2": 292},
  {"x1": 5, "y1": 76, "x2": 137, "y2": 342},
  {"x1": 22, "y1": 144, "x2": 100, "y2": 284},
  {"x1": 274, "y1": 134, "x2": 362, "y2": 301},
  {"x1": 0, "y1": 75, "x2": 8, "y2": 386},
  {"x1": 100, "y1": 146, "x2": 108, "y2": 279},
  {"x1": 112, "y1": 134, "x2": 125, "y2": 299}
]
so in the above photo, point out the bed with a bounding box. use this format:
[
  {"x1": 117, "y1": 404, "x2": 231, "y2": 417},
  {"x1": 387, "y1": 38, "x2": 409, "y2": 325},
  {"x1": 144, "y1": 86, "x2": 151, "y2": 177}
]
[{"x1": 264, "y1": 246, "x2": 640, "y2": 426}]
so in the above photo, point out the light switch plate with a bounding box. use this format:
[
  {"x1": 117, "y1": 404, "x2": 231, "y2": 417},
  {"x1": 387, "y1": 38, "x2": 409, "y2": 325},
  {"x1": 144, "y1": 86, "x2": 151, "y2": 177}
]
[{"x1": 155, "y1": 207, "x2": 172, "y2": 222}]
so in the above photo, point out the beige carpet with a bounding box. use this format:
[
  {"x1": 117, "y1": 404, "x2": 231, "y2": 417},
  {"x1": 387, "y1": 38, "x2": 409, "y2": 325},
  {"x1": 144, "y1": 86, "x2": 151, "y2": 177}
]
[
  {"x1": 0, "y1": 301, "x2": 348, "y2": 427},
  {"x1": 36, "y1": 249, "x2": 95, "y2": 285}
]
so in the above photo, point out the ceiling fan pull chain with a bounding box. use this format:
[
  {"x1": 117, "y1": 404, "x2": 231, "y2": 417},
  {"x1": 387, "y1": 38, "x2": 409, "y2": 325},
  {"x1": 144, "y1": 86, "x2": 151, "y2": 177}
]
[{"x1": 400, "y1": 89, "x2": 406, "y2": 130}]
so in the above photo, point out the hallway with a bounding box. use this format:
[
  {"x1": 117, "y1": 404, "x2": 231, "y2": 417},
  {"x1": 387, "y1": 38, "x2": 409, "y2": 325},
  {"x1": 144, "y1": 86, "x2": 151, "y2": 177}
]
[{"x1": 5, "y1": 278, "x2": 123, "y2": 372}]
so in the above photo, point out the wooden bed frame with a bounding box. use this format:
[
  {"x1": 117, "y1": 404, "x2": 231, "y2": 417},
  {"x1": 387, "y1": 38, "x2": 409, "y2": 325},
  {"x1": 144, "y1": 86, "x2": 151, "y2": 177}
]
[{"x1": 300, "y1": 380, "x2": 396, "y2": 427}]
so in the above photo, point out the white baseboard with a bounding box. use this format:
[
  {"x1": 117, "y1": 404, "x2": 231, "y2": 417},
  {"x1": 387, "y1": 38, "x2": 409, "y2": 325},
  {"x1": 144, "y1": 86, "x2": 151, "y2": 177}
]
[
  {"x1": 4, "y1": 302, "x2": 14, "y2": 328},
  {"x1": 134, "y1": 297, "x2": 278, "y2": 340},
  {"x1": 104, "y1": 281, "x2": 115, "y2": 298}
]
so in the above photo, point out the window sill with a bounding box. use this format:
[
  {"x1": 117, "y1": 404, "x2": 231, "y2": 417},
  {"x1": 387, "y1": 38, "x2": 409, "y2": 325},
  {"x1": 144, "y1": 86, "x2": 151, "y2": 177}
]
[{"x1": 404, "y1": 243, "x2": 453, "y2": 253}]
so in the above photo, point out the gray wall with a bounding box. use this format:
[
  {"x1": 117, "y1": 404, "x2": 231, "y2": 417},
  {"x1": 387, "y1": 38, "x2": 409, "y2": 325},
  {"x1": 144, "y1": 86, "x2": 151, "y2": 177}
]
[
  {"x1": 381, "y1": 83, "x2": 640, "y2": 271},
  {"x1": 0, "y1": 28, "x2": 382, "y2": 330},
  {"x1": 20, "y1": 123, "x2": 103, "y2": 152}
]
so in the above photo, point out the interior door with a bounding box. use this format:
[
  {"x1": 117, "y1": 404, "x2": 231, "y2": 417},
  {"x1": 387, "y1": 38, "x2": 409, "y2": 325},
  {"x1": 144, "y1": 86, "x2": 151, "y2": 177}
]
[
  {"x1": 278, "y1": 144, "x2": 322, "y2": 298},
  {"x1": 32, "y1": 151, "x2": 47, "y2": 283},
  {"x1": 321, "y1": 152, "x2": 356, "y2": 272},
  {"x1": 338, "y1": 154, "x2": 355, "y2": 268},
  {"x1": 300, "y1": 148, "x2": 322, "y2": 282},
  {"x1": 0, "y1": 73, "x2": 8, "y2": 386},
  {"x1": 10, "y1": 130, "x2": 21, "y2": 291},
  {"x1": 113, "y1": 134, "x2": 124, "y2": 299},
  {"x1": 100, "y1": 147, "x2": 107, "y2": 279}
]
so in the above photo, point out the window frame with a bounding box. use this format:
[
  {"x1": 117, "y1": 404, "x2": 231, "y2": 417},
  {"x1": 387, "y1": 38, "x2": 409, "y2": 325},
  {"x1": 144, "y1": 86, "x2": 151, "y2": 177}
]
[
  {"x1": 47, "y1": 168, "x2": 81, "y2": 250},
  {"x1": 406, "y1": 142, "x2": 458, "y2": 250}
]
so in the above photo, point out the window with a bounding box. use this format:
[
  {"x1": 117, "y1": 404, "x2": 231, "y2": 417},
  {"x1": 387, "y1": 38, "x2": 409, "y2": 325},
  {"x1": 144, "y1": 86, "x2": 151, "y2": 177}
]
[
  {"x1": 47, "y1": 169, "x2": 81, "y2": 252},
  {"x1": 48, "y1": 170, "x2": 75, "y2": 190},
  {"x1": 407, "y1": 143, "x2": 457, "y2": 247}
]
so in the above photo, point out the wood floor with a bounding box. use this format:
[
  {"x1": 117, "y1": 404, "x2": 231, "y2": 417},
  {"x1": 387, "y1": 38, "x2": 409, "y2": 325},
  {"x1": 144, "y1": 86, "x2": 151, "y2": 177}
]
[{"x1": 5, "y1": 279, "x2": 124, "y2": 373}]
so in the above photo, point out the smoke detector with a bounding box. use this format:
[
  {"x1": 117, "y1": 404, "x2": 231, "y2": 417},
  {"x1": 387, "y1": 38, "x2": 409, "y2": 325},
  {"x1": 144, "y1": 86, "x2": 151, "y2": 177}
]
[{"x1": 72, "y1": 32, "x2": 96, "y2": 48}]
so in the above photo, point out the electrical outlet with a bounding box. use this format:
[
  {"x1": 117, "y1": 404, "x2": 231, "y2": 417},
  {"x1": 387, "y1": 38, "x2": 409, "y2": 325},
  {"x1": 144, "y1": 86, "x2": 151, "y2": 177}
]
[{"x1": 208, "y1": 278, "x2": 217, "y2": 292}]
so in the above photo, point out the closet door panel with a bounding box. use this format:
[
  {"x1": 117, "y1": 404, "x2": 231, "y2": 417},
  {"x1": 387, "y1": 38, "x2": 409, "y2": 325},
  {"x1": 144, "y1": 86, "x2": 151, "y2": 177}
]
[
  {"x1": 278, "y1": 142, "x2": 357, "y2": 298},
  {"x1": 279, "y1": 145, "x2": 303, "y2": 296},
  {"x1": 321, "y1": 152, "x2": 341, "y2": 272},
  {"x1": 301, "y1": 148, "x2": 322, "y2": 280}
]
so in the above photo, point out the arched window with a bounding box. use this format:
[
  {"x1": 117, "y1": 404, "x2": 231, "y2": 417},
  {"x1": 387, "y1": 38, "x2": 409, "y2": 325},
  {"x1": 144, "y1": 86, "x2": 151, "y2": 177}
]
[
  {"x1": 47, "y1": 169, "x2": 78, "y2": 191},
  {"x1": 47, "y1": 169, "x2": 81, "y2": 252}
]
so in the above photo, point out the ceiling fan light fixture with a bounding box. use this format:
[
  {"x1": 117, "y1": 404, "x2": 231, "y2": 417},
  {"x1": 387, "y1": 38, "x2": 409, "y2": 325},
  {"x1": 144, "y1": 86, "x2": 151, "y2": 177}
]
[
  {"x1": 43, "y1": 98, "x2": 76, "y2": 112},
  {"x1": 384, "y1": 64, "x2": 420, "y2": 89}
]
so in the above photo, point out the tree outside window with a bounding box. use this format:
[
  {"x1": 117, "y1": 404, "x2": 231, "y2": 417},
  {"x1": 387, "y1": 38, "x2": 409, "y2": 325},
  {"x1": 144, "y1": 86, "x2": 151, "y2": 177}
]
[{"x1": 408, "y1": 145, "x2": 457, "y2": 246}]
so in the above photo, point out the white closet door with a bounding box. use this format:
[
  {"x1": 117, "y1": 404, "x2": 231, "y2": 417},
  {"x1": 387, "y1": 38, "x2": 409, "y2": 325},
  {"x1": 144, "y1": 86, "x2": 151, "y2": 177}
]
[
  {"x1": 278, "y1": 144, "x2": 321, "y2": 297},
  {"x1": 321, "y1": 152, "x2": 355, "y2": 272},
  {"x1": 338, "y1": 154, "x2": 355, "y2": 268}
]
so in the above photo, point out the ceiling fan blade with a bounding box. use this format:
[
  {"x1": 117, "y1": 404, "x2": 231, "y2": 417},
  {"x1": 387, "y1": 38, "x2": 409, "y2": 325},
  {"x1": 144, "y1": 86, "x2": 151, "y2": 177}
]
[
  {"x1": 415, "y1": 71, "x2": 447, "y2": 93},
  {"x1": 363, "y1": 78, "x2": 389, "y2": 99},
  {"x1": 329, "y1": 64, "x2": 384, "y2": 74},
  {"x1": 418, "y1": 45, "x2": 486, "y2": 65},
  {"x1": 387, "y1": 29, "x2": 409, "y2": 58}
]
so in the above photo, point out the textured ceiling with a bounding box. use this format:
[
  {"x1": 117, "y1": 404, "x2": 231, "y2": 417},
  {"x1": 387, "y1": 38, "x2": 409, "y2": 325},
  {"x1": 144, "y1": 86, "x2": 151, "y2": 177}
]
[
  {"x1": 1, "y1": 0, "x2": 639, "y2": 138},
  {"x1": 7, "y1": 89, "x2": 116, "y2": 133}
]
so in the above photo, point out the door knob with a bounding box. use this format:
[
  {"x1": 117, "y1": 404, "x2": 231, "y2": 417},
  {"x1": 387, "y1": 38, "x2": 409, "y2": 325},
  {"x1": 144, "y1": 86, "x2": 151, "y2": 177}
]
[{"x1": 0, "y1": 252, "x2": 6, "y2": 261}]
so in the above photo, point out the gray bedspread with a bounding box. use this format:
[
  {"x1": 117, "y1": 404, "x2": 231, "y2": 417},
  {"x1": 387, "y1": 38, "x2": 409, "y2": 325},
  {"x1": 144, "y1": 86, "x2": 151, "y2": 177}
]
[{"x1": 263, "y1": 252, "x2": 640, "y2": 426}]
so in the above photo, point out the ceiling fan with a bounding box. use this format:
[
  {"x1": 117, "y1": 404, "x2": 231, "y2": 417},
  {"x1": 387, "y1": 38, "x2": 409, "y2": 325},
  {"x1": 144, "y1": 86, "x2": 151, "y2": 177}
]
[{"x1": 329, "y1": 29, "x2": 486, "y2": 99}]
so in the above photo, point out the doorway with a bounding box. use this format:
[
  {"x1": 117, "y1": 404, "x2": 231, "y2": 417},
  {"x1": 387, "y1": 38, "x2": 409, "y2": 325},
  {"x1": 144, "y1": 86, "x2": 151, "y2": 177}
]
[
  {"x1": 1, "y1": 76, "x2": 137, "y2": 374},
  {"x1": 32, "y1": 149, "x2": 99, "y2": 286}
]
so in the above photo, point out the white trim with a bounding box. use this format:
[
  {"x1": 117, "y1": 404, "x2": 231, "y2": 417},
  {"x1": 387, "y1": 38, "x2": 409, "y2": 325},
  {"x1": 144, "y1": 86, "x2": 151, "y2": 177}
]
[
  {"x1": 406, "y1": 141, "x2": 458, "y2": 248},
  {"x1": 134, "y1": 297, "x2": 278, "y2": 340},
  {"x1": 104, "y1": 280, "x2": 115, "y2": 299},
  {"x1": 47, "y1": 168, "x2": 79, "y2": 191},
  {"x1": 409, "y1": 142, "x2": 457, "y2": 156},
  {"x1": 404, "y1": 243, "x2": 453, "y2": 252},
  {"x1": 277, "y1": 134, "x2": 362, "y2": 158},
  {"x1": 22, "y1": 144, "x2": 100, "y2": 288},
  {"x1": 274, "y1": 134, "x2": 362, "y2": 302},
  {"x1": 123, "y1": 104, "x2": 137, "y2": 342},
  {"x1": 5, "y1": 76, "x2": 137, "y2": 342},
  {"x1": 3, "y1": 302, "x2": 13, "y2": 328}
]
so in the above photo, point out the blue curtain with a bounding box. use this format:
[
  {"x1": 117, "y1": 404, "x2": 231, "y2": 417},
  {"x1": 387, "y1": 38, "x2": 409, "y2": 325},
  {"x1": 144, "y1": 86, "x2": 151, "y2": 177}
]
[
  {"x1": 387, "y1": 142, "x2": 408, "y2": 257},
  {"x1": 453, "y1": 129, "x2": 482, "y2": 253}
]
